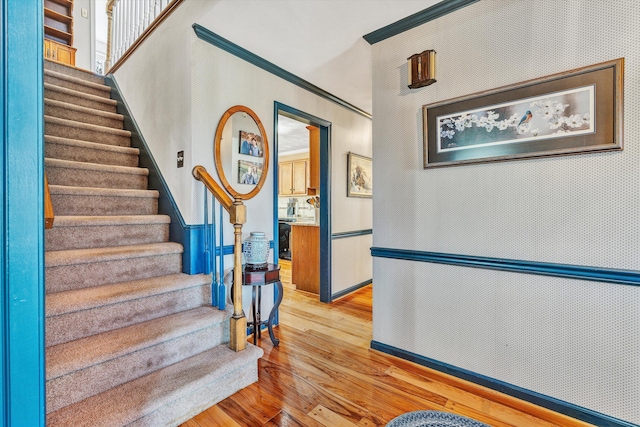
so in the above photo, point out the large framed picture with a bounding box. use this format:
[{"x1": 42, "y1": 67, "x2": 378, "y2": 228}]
[
  {"x1": 347, "y1": 152, "x2": 372, "y2": 198},
  {"x1": 423, "y1": 58, "x2": 623, "y2": 168}
]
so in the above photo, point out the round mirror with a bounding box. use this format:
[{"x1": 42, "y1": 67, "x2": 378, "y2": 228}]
[{"x1": 214, "y1": 105, "x2": 269, "y2": 200}]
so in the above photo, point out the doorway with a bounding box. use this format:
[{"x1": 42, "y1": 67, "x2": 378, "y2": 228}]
[{"x1": 273, "y1": 102, "x2": 332, "y2": 302}]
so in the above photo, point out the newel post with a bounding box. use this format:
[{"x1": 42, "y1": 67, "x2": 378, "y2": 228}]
[{"x1": 229, "y1": 200, "x2": 247, "y2": 351}]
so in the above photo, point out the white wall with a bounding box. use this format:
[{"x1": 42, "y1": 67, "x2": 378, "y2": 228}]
[
  {"x1": 113, "y1": 2, "x2": 372, "y2": 298},
  {"x1": 372, "y1": 0, "x2": 640, "y2": 423},
  {"x1": 190, "y1": 38, "x2": 372, "y2": 296},
  {"x1": 72, "y1": 0, "x2": 93, "y2": 70}
]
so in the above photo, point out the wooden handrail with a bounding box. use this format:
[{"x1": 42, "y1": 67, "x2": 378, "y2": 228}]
[
  {"x1": 192, "y1": 165, "x2": 233, "y2": 212},
  {"x1": 45, "y1": 174, "x2": 54, "y2": 229},
  {"x1": 193, "y1": 165, "x2": 247, "y2": 352}
]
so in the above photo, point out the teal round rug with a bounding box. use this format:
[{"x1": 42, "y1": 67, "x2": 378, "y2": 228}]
[{"x1": 386, "y1": 410, "x2": 491, "y2": 427}]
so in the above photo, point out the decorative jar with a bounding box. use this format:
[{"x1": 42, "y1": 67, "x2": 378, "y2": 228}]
[{"x1": 243, "y1": 231, "x2": 270, "y2": 269}]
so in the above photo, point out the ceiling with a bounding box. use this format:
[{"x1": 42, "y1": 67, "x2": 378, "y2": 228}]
[
  {"x1": 198, "y1": 0, "x2": 441, "y2": 115},
  {"x1": 277, "y1": 115, "x2": 311, "y2": 155}
]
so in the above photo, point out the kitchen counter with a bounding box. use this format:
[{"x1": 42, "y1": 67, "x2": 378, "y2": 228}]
[{"x1": 290, "y1": 221, "x2": 318, "y2": 227}]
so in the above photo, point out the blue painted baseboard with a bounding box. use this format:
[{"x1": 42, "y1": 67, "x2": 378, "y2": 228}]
[
  {"x1": 331, "y1": 229, "x2": 372, "y2": 240},
  {"x1": 371, "y1": 341, "x2": 637, "y2": 427},
  {"x1": 332, "y1": 279, "x2": 372, "y2": 300}
]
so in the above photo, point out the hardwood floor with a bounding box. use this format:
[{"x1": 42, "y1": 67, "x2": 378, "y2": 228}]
[{"x1": 181, "y1": 260, "x2": 594, "y2": 427}]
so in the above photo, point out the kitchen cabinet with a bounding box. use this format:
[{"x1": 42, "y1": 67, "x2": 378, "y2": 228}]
[
  {"x1": 279, "y1": 159, "x2": 308, "y2": 196},
  {"x1": 44, "y1": 38, "x2": 76, "y2": 65},
  {"x1": 290, "y1": 223, "x2": 320, "y2": 294}
]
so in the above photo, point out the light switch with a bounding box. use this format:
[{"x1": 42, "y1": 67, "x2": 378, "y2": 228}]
[
  {"x1": 177, "y1": 151, "x2": 184, "y2": 168},
  {"x1": 81, "y1": 8, "x2": 88, "y2": 18}
]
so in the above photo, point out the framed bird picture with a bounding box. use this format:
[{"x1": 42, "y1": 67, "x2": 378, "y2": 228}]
[{"x1": 422, "y1": 58, "x2": 623, "y2": 168}]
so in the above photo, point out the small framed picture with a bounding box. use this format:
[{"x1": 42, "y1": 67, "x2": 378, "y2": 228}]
[
  {"x1": 347, "y1": 152, "x2": 372, "y2": 198},
  {"x1": 238, "y1": 159, "x2": 263, "y2": 185},
  {"x1": 238, "y1": 130, "x2": 264, "y2": 158}
]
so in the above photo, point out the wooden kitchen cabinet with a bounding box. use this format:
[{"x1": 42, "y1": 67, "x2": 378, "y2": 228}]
[
  {"x1": 290, "y1": 224, "x2": 320, "y2": 294},
  {"x1": 44, "y1": 38, "x2": 76, "y2": 65},
  {"x1": 279, "y1": 159, "x2": 308, "y2": 195}
]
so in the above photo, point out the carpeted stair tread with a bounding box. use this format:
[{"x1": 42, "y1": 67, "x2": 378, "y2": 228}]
[
  {"x1": 45, "y1": 215, "x2": 170, "y2": 251},
  {"x1": 45, "y1": 306, "x2": 232, "y2": 414},
  {"x1": 45, "y1": 158, "x2": 148, "y2": 176},
  {"x1": 46, "y1": 344, "x2": 264, "y2": 427},
  {"x1": 45, "y1": 242, "x2": 183, "y2": 268},
  {"x1": 46, "y1": 272, "x2": 211, "y2": 346},
  {"x1": 45, "y1": 135, "x2": 139, "y2": 167},
  {"x1": 49, "y1": 185, "x2": 159, "y2": 216},
  {"x1": 46, "y1": 305, "x2": 229, "y2": 379},
  {"x1": 45, "y1": 98, "x2": 124, "y2": 129},
  {"x1": 44, "y1": 68, "x2": 112, "y2": 98},
  {"x1": 45, "y1": 82, "x2": 117, "y2": 112},
  {"x1": 45, "y1": 115, "x2": 131, "y2": 147},
  {"x1": 45, "y1": 59, "x2": 105, "y2": 85},
  {"x1": 45, "y1": 115, "x2": 130, "y2": 137},
  {"x1": 46, "y1": 273, "x2": 209, "y2": 317},
  {"x1": 45, "y1": 115, "x2": 131, "y2": 138},
  {"x1": 45, "y1": 157, "x2": 149, "y2": 190},
  {"x1": 50, "y1": 214, "x2": 170, "y2": 227},
  {"x1": 49, "y1": 184, "x2": 158, "y2": 198}
]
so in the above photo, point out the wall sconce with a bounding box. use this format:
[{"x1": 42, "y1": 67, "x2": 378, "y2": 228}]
[{"x1": 407, "y1": 50, "x2": 436, "y2": 89}]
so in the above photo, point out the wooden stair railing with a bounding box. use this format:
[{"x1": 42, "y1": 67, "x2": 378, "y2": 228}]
[
  {"x1": 45, "y1": 174, "x2": 55, "y2": 229},
  {"x1": 193, "y1": 165, "x2": 247, "y2": 352}
]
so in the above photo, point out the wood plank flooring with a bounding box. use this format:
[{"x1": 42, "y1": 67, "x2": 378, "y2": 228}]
[{"x1": 182, "y1": 260, "x2": 594, "y2": 427}]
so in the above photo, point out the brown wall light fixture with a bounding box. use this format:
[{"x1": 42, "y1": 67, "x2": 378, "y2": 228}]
[{"x1": 407, "y1": 50, "x2": 436, "y2": 88}]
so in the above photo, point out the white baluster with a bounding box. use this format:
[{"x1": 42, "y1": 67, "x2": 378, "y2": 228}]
[
  {"x1": 113, "y1": 1, "x2": 120, "y2": 62},
  {"x1": 118, "y1": 1, "x2": 125, "y2": 59},
  {"x1": 154, "y1": 0, "x2": 161, "y2": 21},
  {"x1": 132, "y1": 0, "x2": 138, "y2": 40},
  {"x1": 136, "y1": 0, "x2": 143, "y2": 39},
  {"x1": 143, "y1": 0, "x2": 150, "y2": 29}
]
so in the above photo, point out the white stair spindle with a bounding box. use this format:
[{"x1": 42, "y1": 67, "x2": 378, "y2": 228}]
[
  {"x1": 136, "y1": 0, "x2": 143, "y2": 39},
  {"x1": 154, "y1": 0, "x2": 161, "y2": 20},
  {"x1": 143, "y1": 0, "x2": 150, "y2": 29},
  {"x1": 113, "y1": 1, "x2": 120, "y2": 62}
]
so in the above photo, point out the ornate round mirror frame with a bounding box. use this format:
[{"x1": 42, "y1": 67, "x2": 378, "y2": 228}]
[{"x1": 213, "y1": 105, "x2": 269, "y2": 200}]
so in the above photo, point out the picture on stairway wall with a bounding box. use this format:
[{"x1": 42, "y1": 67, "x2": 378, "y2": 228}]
[
  {"x1": 239, "y1": 130, "x2": 264, "y2": 157},
  {"x1": 238, "y1": 159, "x2": 263, "y2": 185},
  {"x1": 422, "y1": 58, "x2": 623, "y2": 168}
]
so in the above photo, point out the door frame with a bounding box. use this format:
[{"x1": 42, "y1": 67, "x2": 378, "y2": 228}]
[
  {"x1": 273, "y1": 102, "x2": 333, "y2": 303},
  {"x1": 1, "y1": 0, "x2": 46, "y2": 425}
]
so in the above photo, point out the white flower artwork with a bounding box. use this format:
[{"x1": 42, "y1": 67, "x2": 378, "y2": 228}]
[{"x1": 436, "y1": 85, "x2": 595, "y2": 153}]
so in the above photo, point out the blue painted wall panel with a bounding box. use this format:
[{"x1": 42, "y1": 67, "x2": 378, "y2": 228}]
[{"x1": 1, "y1": 0, "x2": 46, "y2": 425}]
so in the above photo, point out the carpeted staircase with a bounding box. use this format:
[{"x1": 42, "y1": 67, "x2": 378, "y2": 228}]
[{"x1": 44, "y1": 60, "x2": 262, "y2": 427}]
